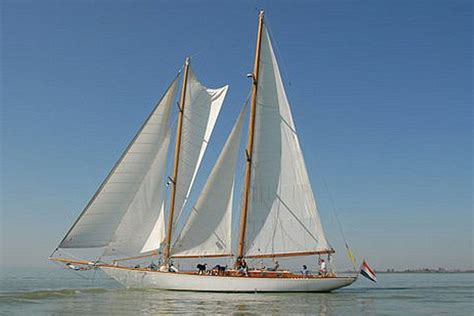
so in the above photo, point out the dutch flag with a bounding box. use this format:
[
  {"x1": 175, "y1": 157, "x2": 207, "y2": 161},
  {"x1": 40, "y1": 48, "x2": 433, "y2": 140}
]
[{"x1": 360, "y1": 260, "x2": 377, "y2": 283}]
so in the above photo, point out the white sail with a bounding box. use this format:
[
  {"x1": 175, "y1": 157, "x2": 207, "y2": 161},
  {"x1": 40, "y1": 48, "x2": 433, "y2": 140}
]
[
  {"x1": 173, "y1": 69, "x2": 228, "y2": 224},
  {"x1": 171, "y1": 105, "x2": 246, "y2": 257},
  {"x1": 104, "y1": 133, "x2": 171, "y2": 257},
  {"x1": 140, "y1": 202, "x2": 166, "y2": 253},
  {"x1": 244, "y1": 26, "x2": 330, "y2": 257},
  {"x1": 59, "y1": 77, "x2": 178, "y2": 249}
]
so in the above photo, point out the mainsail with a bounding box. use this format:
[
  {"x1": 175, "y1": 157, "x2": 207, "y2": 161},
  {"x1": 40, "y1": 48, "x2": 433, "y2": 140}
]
[
  {"x1": 244, "y1": 26, "x2": 330, "y2": 257},
  {"x1": 171, "y1": 105, "x2": 246, "y2": 258},
  {"x1": 172, "y1": 69, "x2": 228, "y2": 224},
  {"x1": 58, "y1": 77, "x2": 178, "y2": 250}
]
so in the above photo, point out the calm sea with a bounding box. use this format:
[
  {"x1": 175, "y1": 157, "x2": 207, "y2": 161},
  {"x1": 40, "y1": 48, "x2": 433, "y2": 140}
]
[{"x1": 0, "y1": 267, "x2": 472, "y2": 315}]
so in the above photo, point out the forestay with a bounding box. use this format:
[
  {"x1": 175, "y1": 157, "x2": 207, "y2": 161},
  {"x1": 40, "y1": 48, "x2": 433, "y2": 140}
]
[
  {"x1": 171, "y1": 105, "x2": 246, "y2": 257},
  {"x1": 244, "y1": 26, "x2": 330, "y2": 257},
  {"x1": 173, "y1": 70, "x2": 228, "y2": 225},
  {"x1": 58, "y1": 77, "x2": 178, "y2": 249}
]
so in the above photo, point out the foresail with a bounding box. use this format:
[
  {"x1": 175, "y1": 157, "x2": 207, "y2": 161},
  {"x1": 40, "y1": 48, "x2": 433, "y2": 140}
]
[
  {"x1": 58, "y1": 77, "x2": 178, "y2": 249},
  {"x1": 173, "y1": 69, "x2": 228, "y2": 224},
  {"x1": 104, "y1": 133, "x2": 171, "y2": 257},
  {"x1": 140, "y1": 201, "x2": 166, "y2": 254},
  {"x1": 244, "y1": 26, "x2": 330, "y2": 257},
  {"x1": 171, "y1": 105, "x2": 246, "y2": 257}
]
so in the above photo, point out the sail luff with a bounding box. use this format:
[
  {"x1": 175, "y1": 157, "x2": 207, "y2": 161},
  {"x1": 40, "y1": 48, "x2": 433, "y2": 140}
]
[
  {"x1": 163, "y1": 58, "x2": 190, "y2": 261},
  {"x1": 56, "y1": 74, "x2": 179, "y2": 250},
  {"x1": 236, "y1": 10, "x2": 265, "y2": 262}
]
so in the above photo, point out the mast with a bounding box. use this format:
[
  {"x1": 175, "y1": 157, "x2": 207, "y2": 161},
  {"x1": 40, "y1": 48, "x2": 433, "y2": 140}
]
[
  {"x1": 163, "y1": 57, "x2": 191, "y2": 262},
  {"x1": 236, "y1": 11, "x2": 265, "y2": 261}
]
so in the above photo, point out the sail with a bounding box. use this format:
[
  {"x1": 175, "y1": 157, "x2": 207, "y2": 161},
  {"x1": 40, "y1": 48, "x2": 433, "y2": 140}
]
[
  {"x1": 59, "y1": 77, "x2": 178, "y2": 249},
  {"x1": 104, "y1": 133, "x2": 171, "y2": 257},
  {"x1": 171, "y1": 105, "x2": 246, "y2": 257},
  {"x1": 140, "y1": 201, "x2": 166, "y2": 253},
  {"x1": 244, "y1": 26, "x2": 330, "y2": 257},
  {"x1": 173, "y1": 69, "x2": 228, "y2": 224}
]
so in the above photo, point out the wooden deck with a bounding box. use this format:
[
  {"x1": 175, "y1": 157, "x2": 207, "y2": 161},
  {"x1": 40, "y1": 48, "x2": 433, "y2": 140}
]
[{"x1": 49, "y1": 257, "x2": 338, "y2": 280}]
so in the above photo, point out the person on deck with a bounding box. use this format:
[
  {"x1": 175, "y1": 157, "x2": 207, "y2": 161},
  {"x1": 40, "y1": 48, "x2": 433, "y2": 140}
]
[
  {"x1": 235, "y1": 256, "x2": 243, "y2": 269},
  {"x1": 267, "y1": 261, "x2": 279, "y2": 271},
  {"x1": 66, "y1": 263, "x2": 82, "y2": 271},
  {"x1": 319, "y1": 259, "x2": 327, "y2": 276},
  {"x1": 240, "y1": 259, "x2": 249, "y2": 276},
  {"x1": 301, "y1": 265, "x2": 309, "y2": 276},
  {"x1": 168, "y1": 260, "x2": 178, "y2": 273},
  {"x1": 148, "y1": 262, "x2": 158, "y2": 271}
]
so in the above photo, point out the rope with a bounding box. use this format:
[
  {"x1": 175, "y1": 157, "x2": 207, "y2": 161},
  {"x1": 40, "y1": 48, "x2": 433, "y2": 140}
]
[{"x1": 321, "y1": 177, "x2": 358, "y2": 272}]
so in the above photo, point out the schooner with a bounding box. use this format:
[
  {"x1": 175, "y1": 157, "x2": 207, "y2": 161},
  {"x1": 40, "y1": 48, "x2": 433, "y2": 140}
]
[{"x1": 50, "y1": 11, "x2": 358, "y2": 292}]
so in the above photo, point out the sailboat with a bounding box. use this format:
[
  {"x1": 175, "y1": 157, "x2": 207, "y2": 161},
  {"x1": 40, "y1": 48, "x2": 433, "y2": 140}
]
[{"x1": 50, "y1": 11, "x2": 358, "y2": 292}]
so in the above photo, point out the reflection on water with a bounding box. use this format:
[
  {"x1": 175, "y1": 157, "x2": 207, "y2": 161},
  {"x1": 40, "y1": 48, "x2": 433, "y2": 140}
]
[
  {"x1": 0, "y1": 268, "x2": 472, "y2": 315},
  {"x1": 14, "y1": 288, "x2": 376, "y2": 315}
]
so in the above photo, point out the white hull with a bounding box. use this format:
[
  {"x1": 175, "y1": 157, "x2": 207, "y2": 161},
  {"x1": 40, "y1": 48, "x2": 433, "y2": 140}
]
[{"x1": 101, "y1": 266, "x2": 357, "y2": 292}]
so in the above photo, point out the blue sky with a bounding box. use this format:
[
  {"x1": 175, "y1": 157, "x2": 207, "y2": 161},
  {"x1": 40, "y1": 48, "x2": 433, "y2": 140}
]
[{"x1": 1, "y1": 0, "x2": 472, "y2": 270}]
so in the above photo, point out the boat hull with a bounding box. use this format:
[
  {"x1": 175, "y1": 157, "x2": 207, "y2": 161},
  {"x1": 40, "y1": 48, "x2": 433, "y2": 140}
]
[{"x1": 100, "y1": 266, "x2": 357, "y2": 292}]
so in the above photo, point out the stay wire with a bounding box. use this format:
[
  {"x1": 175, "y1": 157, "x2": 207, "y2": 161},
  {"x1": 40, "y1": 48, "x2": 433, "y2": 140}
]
[{"x1": 321, "y1": 177, "x2": 358, "y2": 272}]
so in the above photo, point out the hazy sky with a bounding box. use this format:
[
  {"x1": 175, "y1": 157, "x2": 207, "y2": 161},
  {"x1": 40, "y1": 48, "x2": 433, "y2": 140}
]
[{"x1": 1, "y1": 0, "x2": 472, "y2": 270}]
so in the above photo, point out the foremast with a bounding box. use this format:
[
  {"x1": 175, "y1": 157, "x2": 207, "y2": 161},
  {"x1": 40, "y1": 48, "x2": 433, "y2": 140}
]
[
  {"x1": 236, "y1": 11, "x2": 265, "y2": 263},
  {"x1": 163, "y1": 57, "x2": 191, "y2": 262}
]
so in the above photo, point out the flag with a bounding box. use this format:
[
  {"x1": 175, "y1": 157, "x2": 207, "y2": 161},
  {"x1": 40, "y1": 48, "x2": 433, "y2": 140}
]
[{"x1": 360, "y1": 260, "x2": 377, "y2": 282}]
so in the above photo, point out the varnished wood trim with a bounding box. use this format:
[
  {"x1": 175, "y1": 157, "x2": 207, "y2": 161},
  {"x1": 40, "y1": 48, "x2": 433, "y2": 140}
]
[
  {"x1": 236, "y1": 10, "x2": 265, "y2": 262},
  {"x1": 48, "y1": 257, "x2": 93, "y2": 265},
  {"x1": 171, "y1": 253, "x2": 234, "y2": 259},
  {"x1": 163, "y1": 57, "x2": 191, "y2": 261},
  {"x1": 244, "y1": 249, "x2": 335, "y2": 259}
]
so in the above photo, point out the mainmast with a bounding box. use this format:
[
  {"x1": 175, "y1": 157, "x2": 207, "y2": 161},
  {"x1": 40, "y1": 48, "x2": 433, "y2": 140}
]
[
  {"x1": 163, "y1": 57, "x2": 191, "y2": 262},
  {"x1": 236, "y1": 11, "x2": 265, "y2": 262}
]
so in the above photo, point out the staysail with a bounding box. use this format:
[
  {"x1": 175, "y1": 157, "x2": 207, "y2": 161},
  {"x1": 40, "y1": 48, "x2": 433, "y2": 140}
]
[
  {"x1": 171, "y1": 104, "x2": 246, "y2": 258},
  {"x1": 140, "y1": 202, "x2": 166, "y2": 254},
  {"x1": 58, "y1": 77, "x2": 178, "y2": 250},
  {"x1": 172, "y1": 69, "x2": 228, "y2": 225},
  {"x1": 244, "y1": 26, "x2": 330, "y2": 257},
  {"x1": 104, "y1": 133, "x2": 171, "y2": 257}
]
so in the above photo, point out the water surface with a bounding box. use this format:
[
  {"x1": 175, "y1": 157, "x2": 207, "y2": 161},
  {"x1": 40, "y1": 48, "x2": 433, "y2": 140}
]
[{"x1": 0, "y1": 267, "x2": 472, "y2": 315}]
